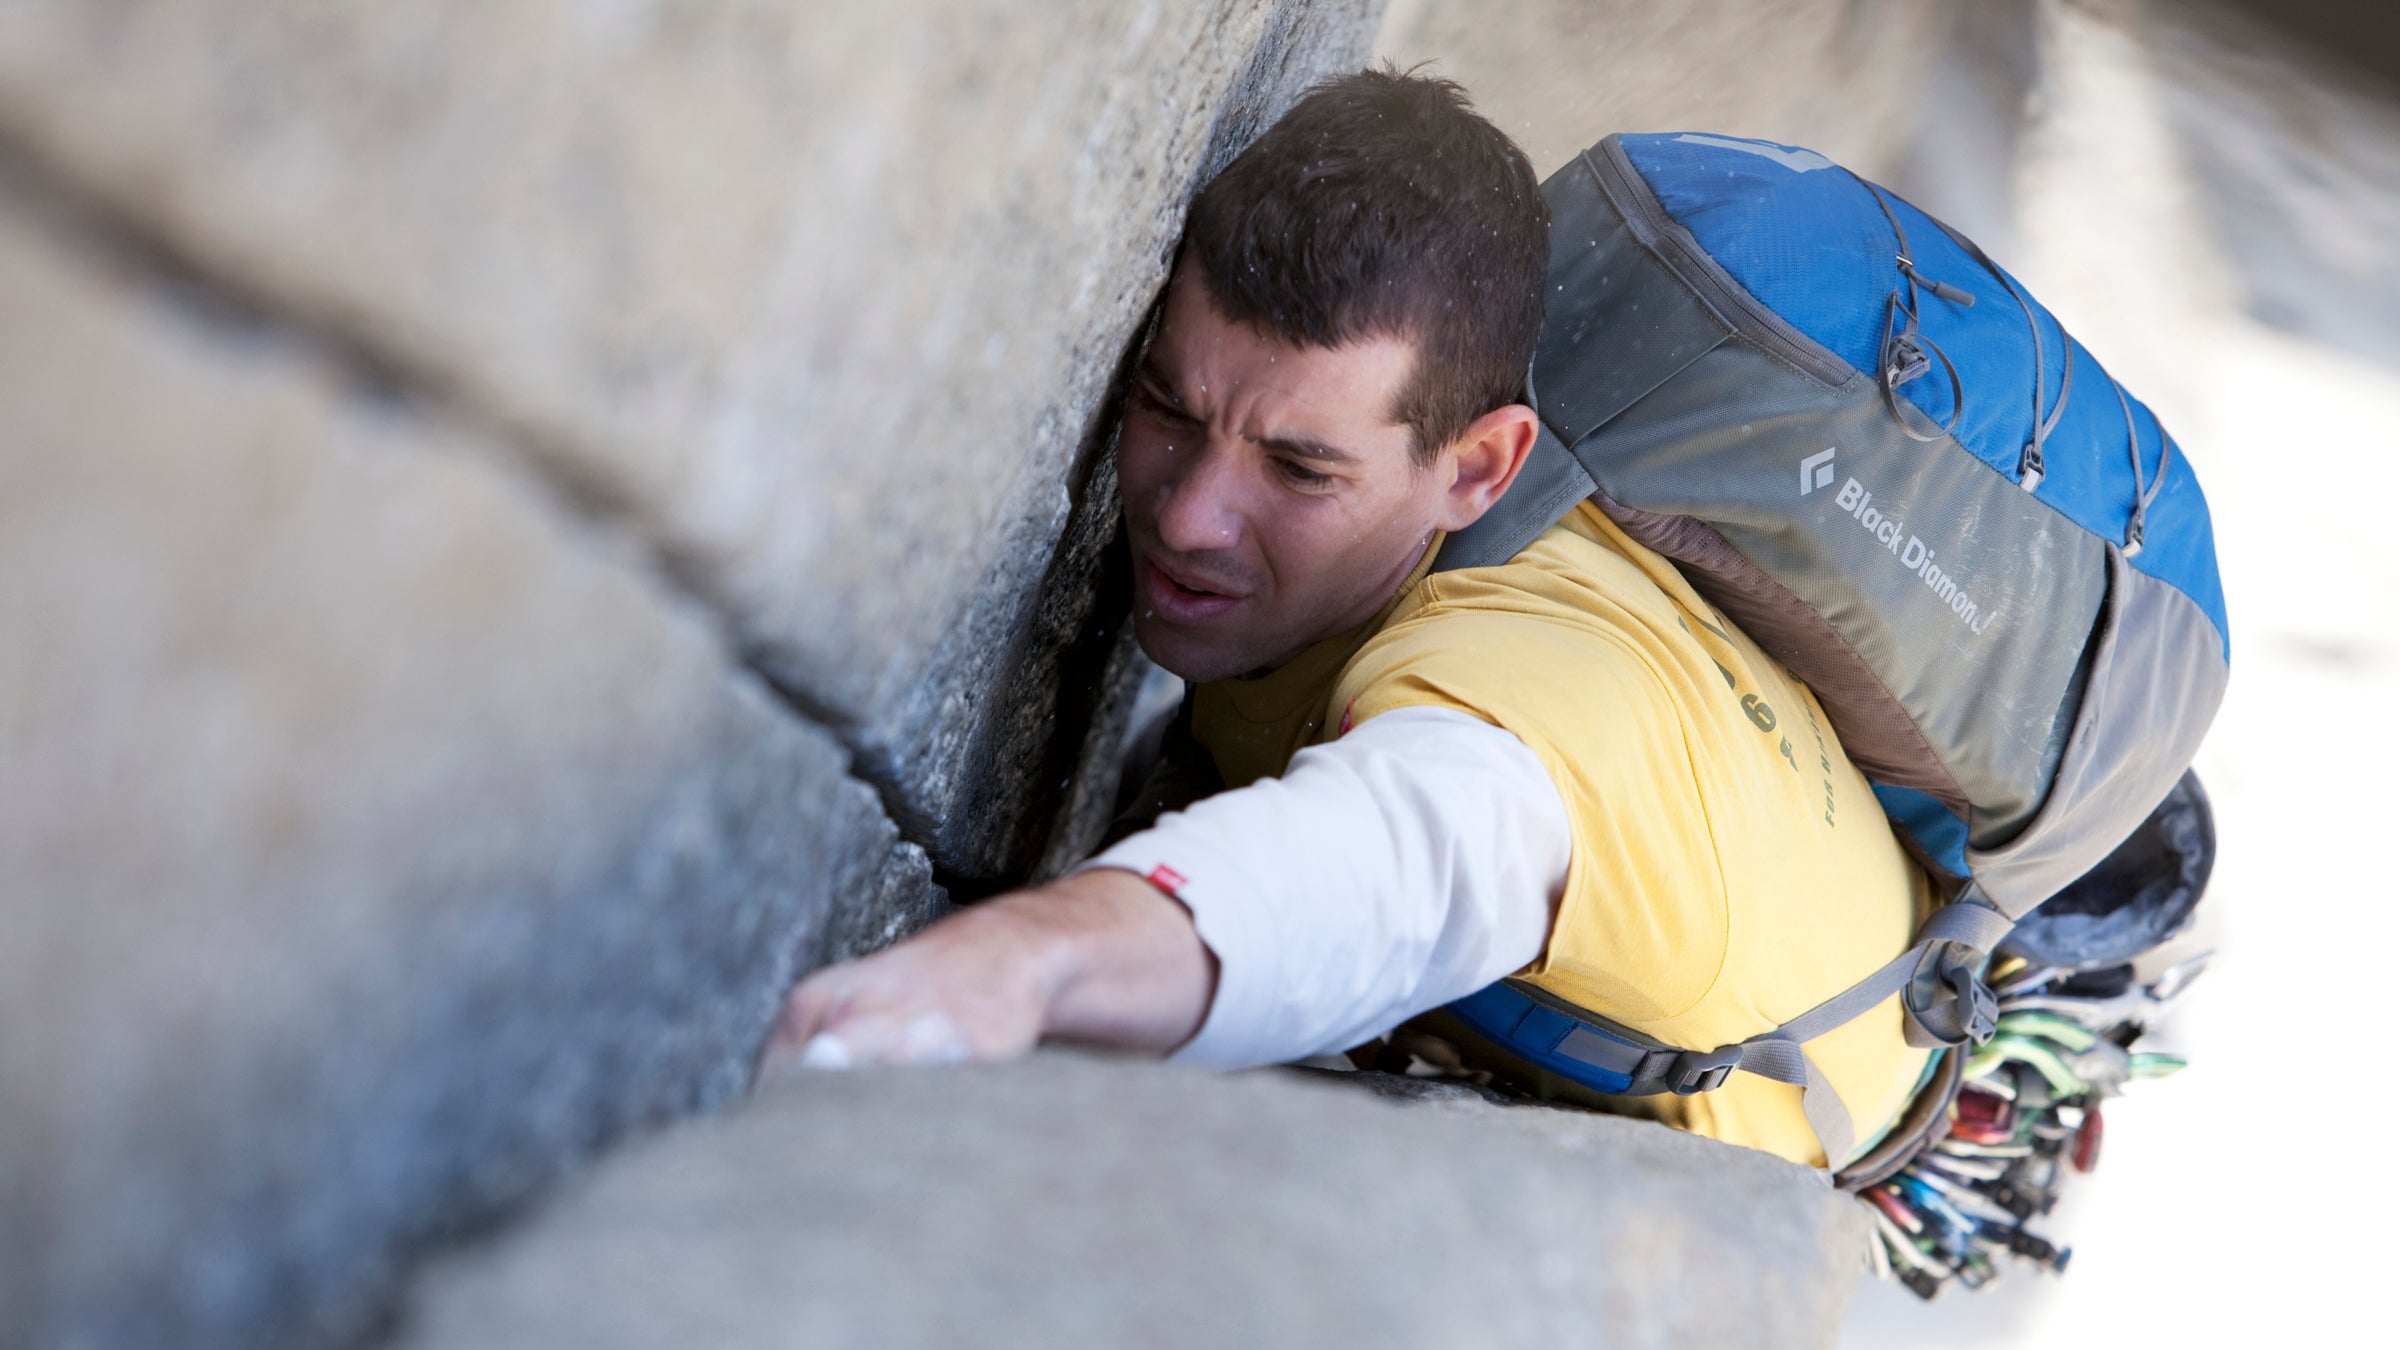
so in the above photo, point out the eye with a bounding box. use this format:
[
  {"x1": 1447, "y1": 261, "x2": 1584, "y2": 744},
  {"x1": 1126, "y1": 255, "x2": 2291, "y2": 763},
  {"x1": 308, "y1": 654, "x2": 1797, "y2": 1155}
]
[
  {"x1": 1131, "y1": 382, "x2": 1198, "y2": 429},
  {"x1": 1274, "y1": 457, "x2": 1332, "y2": 488}
]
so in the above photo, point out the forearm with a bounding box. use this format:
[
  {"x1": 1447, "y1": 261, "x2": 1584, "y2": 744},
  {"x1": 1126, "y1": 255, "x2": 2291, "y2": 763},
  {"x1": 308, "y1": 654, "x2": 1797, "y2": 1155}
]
[
  {"x1": 764, "y1": 867, "x2": 1217, "y2": 1070},
  {"x1": 987, "y1": 867, "x2": 1219, "y2": 1052}
]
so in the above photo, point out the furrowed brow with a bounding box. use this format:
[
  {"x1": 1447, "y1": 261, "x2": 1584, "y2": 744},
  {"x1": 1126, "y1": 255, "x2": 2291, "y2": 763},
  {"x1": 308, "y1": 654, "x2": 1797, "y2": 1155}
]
[{"x1": 1255, "y1": 431, "x2": 1357, "y2": 464}]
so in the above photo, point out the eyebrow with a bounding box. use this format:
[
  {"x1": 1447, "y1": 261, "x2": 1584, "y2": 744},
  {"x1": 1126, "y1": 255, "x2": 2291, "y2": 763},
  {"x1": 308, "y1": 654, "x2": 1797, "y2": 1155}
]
[
  {"x1": 1254, "y1": 431, "x2": 1357, "y2": 465},
  {"x1": 1134, "y1": 355, "x2": 1359, "y2": 465}
]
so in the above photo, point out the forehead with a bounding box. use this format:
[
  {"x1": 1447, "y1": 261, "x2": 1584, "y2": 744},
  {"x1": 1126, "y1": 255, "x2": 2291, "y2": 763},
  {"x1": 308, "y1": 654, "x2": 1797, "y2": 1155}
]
[{"x1": 1147, "y1": 267, "x2": 1417, "y2": 434}]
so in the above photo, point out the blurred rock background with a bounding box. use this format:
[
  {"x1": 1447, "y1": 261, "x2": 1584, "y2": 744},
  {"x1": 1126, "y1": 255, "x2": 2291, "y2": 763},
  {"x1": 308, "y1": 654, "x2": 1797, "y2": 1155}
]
[{"x1": 3, "y1": 2, "x2": 2391, "y2": 1348}]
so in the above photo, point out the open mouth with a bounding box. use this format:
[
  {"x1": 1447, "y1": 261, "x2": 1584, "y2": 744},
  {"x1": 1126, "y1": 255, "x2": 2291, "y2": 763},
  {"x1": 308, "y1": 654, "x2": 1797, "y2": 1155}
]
[{"x1": 1140, "y1": 557, "x2": 1246, "y2": 624}]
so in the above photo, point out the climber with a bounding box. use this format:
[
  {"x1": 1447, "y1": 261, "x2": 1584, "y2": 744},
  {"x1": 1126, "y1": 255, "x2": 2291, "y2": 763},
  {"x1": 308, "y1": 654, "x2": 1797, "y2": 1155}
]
[{"x1": 762, "y1": 67, "x2": 1941, "y2": 1171}]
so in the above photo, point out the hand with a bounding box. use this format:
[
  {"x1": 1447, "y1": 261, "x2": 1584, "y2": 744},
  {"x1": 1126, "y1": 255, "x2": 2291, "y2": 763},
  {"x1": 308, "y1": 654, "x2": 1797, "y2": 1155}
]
[
  {"x1": 760, "y1": 868, "x2": 1218, "y2": 1075},
  {"x1": 766, "y1": 895, "x2": 1054, "y2": 1071}
]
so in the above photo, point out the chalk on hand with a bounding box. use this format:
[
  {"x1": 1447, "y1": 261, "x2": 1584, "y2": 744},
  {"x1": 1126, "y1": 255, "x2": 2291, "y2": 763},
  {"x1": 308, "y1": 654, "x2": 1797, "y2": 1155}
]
[
  {"x1": 796, "y1": 1033, "x2": 855, "y2": 1071},
  {"x1": 897, "y1": 1012, "x2": 972, "y2": 1065}
]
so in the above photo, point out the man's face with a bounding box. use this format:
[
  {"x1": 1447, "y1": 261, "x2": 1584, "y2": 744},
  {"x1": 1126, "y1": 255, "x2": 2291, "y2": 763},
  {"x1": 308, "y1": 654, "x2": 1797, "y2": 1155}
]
[{"x1": 1116, "y1": 267, "x2": 1458, "y2": 683}]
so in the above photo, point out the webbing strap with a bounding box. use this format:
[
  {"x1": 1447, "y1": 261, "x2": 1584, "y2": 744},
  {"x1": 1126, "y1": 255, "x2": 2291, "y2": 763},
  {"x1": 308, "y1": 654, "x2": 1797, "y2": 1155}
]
[
  {"x1": 1919, "y1": 897, "x2": 2016, "y2": 949},
  {"x1": 1448, "y1": 899, "x2": 2015, "y2": 1167},
  {"x1": 1550, "y1": 1016, "x2": 1854, "y2": 1164},
  {"x1": 1552, "y1": 1024, "x2": 1656, "y2": 1079},
  {"x1": 1733, "y1": 1038, "x2": 1855, "y2": 1168},
  {"x1": 1775, "y1": 899, "x2": 2012, "y2": 1047}
]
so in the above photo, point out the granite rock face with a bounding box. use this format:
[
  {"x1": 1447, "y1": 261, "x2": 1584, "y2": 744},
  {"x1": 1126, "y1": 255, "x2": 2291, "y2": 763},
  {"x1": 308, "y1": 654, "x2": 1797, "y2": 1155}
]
[
  {"x1": 395, "y1": 1056, "x2": 1872, "y2": 1350},
  {"x1": 0, "y1": 173, "x2": 923, "y2": 1350},
  {"x1": 0, "y1": 0, "x2": 1384, "y2": 882},
  {"x1": 0, "y1": 4, "x2": 1384, "y2": 1347}
]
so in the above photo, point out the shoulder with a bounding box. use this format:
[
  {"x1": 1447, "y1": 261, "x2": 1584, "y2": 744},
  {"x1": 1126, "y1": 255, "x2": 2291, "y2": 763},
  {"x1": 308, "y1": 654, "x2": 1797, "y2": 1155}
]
[{"x1": 1335, "y1": 512, "x2": 1684, "y2": 733}]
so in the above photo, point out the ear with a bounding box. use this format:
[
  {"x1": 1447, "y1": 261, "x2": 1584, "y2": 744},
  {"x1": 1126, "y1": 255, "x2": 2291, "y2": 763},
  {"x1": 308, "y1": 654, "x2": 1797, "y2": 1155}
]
[{"x1": 1433, "y1": 403, "x2": 1541, "y2": 532}]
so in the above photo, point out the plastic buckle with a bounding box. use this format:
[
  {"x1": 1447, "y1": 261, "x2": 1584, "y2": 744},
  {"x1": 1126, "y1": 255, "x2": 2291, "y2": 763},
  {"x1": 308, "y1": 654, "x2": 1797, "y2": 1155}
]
[
  {"x1": 1667, "y1": 1045, "x2": 1743, "y2": 1095},
  {"x1": 1950, "y1": 964, "x2": 2000, "y2": 1047}
]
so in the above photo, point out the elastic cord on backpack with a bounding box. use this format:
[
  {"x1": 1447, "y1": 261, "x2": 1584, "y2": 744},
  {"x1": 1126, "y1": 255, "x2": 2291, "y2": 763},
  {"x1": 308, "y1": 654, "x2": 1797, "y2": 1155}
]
[
  {"x1": 2111, "y1": 382, "x2": 2173, "y2": 558},
  {"x1": 1856, "y1": 177, "x2": 1974, "y2": 444},
  {"x1": 1992, "y1": 272, "x2": 2074, "y2": 492},
  {"x1": 1879, "y1": 292, "x2": 1965, "y2": 444}
]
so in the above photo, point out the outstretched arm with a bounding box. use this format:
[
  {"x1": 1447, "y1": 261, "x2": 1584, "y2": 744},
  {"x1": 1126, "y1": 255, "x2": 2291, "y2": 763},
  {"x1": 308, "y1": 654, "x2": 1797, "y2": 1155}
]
[
  {"x1": 766, "y1": 867, "x2": 1216, "y2": 1068},
  {"x1": 762, "y1": 706, "x2": 1567, "y2": 1074}
]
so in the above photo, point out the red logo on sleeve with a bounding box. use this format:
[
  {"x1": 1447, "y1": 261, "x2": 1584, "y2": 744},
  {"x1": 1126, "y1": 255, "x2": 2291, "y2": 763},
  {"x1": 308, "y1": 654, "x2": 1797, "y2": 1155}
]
[{"x1": 1145, "y1": 864, "x2": 1187, "y2": 897}]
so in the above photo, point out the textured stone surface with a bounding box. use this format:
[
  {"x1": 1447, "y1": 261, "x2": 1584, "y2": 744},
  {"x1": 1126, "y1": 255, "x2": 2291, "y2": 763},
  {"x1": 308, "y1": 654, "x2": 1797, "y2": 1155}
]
[
  {"x1": 0, "y1": 0, "x2": 1384, "y2": 879},
  {"x1": 1375, "y1": 0, "x2": 1952, "y2": 181},
  {"x1": 0, "y1": 179, "x2": 919, "y2": 1350},
  {"x1": 395, "y1": 1055, "x2": 1870, "y2": 1350}
]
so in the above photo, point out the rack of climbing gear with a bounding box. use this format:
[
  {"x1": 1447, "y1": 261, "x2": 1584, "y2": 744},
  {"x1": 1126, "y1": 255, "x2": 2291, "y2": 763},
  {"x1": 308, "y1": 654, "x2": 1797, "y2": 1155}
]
[{"x1": 1864, "y1": 951, "x2": 2206, "y2": 1299}]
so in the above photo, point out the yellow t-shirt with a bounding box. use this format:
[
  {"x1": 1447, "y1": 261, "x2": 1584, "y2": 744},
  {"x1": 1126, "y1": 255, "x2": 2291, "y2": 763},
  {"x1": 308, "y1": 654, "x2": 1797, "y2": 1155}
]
[{"x1": 1192, "y1": 503, "x2": 1937, "y2": 1168}]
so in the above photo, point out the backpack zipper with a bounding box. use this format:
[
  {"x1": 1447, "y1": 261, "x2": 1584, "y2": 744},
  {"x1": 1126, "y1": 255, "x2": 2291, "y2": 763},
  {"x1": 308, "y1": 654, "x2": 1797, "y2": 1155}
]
[{"x1": 1582, "y1": 136, "x2": 1856, "y2": 389}]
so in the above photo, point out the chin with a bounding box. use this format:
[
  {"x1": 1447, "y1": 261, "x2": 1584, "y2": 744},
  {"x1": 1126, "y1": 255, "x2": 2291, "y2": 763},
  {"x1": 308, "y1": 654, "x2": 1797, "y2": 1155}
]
[{"x1": 1130, "y1": 616, "x2": 1253, "y2": 684}]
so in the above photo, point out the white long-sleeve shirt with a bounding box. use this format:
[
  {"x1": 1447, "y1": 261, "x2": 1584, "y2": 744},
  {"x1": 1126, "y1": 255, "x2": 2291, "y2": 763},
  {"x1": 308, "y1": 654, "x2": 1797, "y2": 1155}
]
[{"x1": 1077, "y1": 706, "x2": 1572, "y2": 1069}]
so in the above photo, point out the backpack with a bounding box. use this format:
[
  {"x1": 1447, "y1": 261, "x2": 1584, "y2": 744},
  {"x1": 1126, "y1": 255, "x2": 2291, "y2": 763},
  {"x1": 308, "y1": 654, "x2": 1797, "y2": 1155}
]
[{"x1": 1433, "y1": 132, "x2": 2228, "y2": 1173}]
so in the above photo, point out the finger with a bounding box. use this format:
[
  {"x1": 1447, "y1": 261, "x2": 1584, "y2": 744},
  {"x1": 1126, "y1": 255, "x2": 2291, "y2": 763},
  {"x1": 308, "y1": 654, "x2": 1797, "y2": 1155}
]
[
  {"x1": 890, "y1": 1011, "x2": 973, "y2": 1065},
  {"x1": 817, "y1": 1009, "x2": 974, "y2": 1067},
  {"x1": 769, "y1": 966, "x2": 851, "y2": 1053},
  {"x1": 757, "y1": 974, "x2": 857, "y2": 1087}
]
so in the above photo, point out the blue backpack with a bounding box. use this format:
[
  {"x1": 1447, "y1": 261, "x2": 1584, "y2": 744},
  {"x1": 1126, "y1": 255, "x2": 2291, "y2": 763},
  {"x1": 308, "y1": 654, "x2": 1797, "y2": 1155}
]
[{"x1": 1435, "y1": 132, "x2": 2228, "y2": 1175}]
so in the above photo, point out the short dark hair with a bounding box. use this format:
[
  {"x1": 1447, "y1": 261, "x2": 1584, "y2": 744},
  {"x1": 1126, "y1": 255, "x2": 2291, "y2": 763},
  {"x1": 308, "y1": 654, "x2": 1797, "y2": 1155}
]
[{"x1": 1181, "y1": 66, "x2": 1550, "y2": 463}]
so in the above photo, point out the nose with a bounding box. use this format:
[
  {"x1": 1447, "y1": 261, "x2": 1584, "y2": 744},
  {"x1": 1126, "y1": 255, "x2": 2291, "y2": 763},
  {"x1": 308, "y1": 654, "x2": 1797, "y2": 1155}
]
[{"x1": 1151, "y1": 437, "x2": 1247, "y2": 555}]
